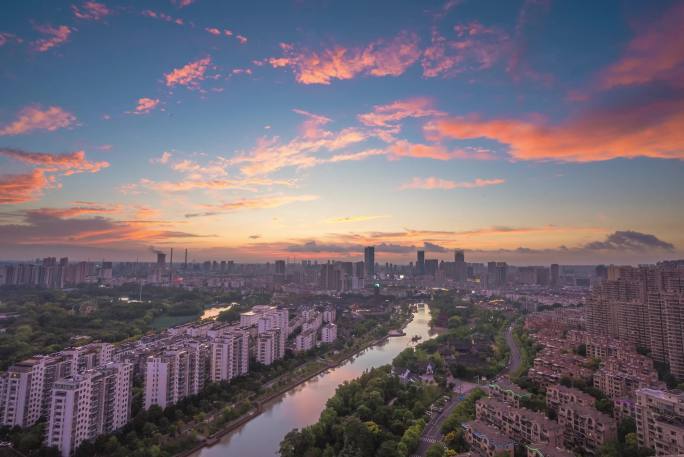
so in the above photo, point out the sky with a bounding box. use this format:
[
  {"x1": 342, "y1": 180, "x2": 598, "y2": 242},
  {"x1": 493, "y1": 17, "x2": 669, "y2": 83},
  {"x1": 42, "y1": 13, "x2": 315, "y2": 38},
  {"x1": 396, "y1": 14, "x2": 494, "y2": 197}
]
[{"x1": 0, "y1": 0, "x2": 683, "y2": 265}]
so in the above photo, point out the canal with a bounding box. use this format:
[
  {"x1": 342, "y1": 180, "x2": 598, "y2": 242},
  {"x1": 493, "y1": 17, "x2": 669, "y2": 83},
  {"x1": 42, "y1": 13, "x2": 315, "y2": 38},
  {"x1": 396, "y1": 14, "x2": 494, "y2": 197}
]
[{"x1": 193, "y1": 303, "x2": 435, "y2": 457}]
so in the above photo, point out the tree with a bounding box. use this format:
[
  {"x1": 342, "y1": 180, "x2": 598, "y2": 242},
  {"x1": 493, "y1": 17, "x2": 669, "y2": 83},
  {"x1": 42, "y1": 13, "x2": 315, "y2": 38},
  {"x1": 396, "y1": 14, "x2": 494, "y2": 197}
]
[{"x1": 427, "y1": 443, "x2": 445, "y2": 457}]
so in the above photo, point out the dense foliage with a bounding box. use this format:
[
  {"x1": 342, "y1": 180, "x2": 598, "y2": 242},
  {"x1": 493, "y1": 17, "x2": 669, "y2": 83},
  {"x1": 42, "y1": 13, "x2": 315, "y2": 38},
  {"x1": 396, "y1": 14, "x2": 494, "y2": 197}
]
[
  {"x1": 0, "y1": 285, "x2": 266, "y2": 368},
  {"x1": 279, "y1": 367, "x2": 440, "y2": 457}
]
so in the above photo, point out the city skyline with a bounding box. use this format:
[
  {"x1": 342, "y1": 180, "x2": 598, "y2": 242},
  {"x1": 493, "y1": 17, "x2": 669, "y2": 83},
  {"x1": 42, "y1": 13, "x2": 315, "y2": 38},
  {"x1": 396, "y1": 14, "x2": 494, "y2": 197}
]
[{"x1": 1, "y1": 0, "x2": 683, "y2": 264}]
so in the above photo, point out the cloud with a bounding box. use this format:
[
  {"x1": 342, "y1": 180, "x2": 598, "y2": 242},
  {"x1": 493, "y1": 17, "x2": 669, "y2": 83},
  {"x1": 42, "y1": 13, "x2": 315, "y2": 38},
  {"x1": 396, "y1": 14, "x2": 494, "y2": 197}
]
[
  {"x1": 0, "y1": 32, "x2": 23, "y2": 47},
  {"x1": 150, "y1": 151, "x2": 172, "y2": 164},
  {"x1": 324, "y1": 215, "x2": 390, "y2": 224},
  {"x1": 0, "y1": 170, "x2": 49, "y2": 204},
  {"x1": 136, "y1": 176, "x2": 293, "y2": 193},
  {"x1": 132, "y1": 97, "x2": 160, "y2": 114},
  {"x1": 424, "y1": 94, "x2": 684, "y2": 161},
  {"x1": 164, "y1": 56, "x2": 212, "y2": 88},
  {"x1": 0, "y1": 148, "x2": 109, "y2": 175},
  {"x1": 0, "y1": 105, "x2": 77, "y2": 136},
  {"x1": 142, "y1": 10, "x2": 184, "y2": 26},
  {"x1": 600, "y1": 2, "x2": 684, "y2": 89},
  {"x1": 292, "y1": 109, "x2": 332, "y2": 139},
  {"x1": 185, "y1": 194, "x2": 319, "y2": 217},
  {"x1": 358, "y1": 97, "x2": 444, "y2": 137},
  {"x1": 388, "y1": 140, "x2": 495, "y2": 161},
  {"x1": 71, "y1": 1, "x2": 110, "y2": 21},
  {"x1": 249, "y1": 234, "x2": 261, "y2": 239},
  {"x1": 0, "y1": 210, "x2": 207, "y2": 248},
  {"x1": 32, "y1": 24, "x2": 72, "y2": 52},
  {"x1": 205, "y1": 27, "x2": 221, "y2": 36},
  {"x1": 236, "y1": 34, "x2": 248, "y2": 45},
  {"x1": 25, "y1": 204, "x2": 122, "y2": 219},
  {"x1": 423, "y1": 241, "x2": 448, "y2": 252},
  {"x1": 584, "y1": 230, "x2": 674, "y2": 251},
  {"x1": 422, "y1": 21, "x2": 509, "y2": 78},
  {"x1": 506, "y1": 0, "x2": 552, "y2": 82},
  {"x1": 269, "y1": 31, "x2": 420, "y2": 84},
  {"x1": 400, "y1": 176, "x2": 505, "y2": 190},
  {"x1": 175, "y1": 0, "x2": 196, "y2": 7}
]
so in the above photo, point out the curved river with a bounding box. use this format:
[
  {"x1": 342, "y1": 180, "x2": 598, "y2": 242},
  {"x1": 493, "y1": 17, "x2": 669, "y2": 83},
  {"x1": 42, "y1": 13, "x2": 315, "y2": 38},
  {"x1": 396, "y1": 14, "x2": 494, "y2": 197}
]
[{"x1": 193, "y1": 304, "x2": 434, "y2": 457}]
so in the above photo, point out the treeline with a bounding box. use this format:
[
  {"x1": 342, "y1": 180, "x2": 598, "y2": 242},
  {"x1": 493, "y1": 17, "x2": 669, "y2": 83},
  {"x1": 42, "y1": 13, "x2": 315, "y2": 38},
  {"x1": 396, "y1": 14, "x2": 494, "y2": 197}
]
[{"x1": 279, "y1": 367, "x2": 441, "y2": 457}]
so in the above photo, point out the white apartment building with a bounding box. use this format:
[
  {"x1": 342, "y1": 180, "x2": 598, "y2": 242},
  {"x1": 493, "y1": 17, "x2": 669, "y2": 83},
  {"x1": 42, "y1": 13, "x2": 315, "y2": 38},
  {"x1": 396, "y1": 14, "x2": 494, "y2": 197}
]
[
  {"x1": 323, "y1": 308, "x2": 336, "y2": 323},
  {"x1": 0, "y1": 356, "x2": 49, "y2": 427},
  {"x1": 257, "y1": 329, "x2": 284, "y2": 365},
  {"x1": 46, "y1": 362, "x2": 132, "y2": 457},
  {"x1": 295, "y1": 330, "x2": 317, "y2": 352},
  {"x1": 321, "y1": 323, "x2": 338, "y2": 344},
  {"x1": 143, "y1": 344, "x2": 208, "y2": 410},
  {"x1": 210, "y1": 330, "x2": 249, "y2": 382}
]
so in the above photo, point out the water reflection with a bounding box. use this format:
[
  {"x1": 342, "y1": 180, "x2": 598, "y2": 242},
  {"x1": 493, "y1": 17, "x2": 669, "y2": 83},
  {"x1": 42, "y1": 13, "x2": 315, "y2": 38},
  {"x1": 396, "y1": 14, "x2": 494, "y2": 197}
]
[{"x1": 194, "y1": 304, "x2": 433, "y2": 457}]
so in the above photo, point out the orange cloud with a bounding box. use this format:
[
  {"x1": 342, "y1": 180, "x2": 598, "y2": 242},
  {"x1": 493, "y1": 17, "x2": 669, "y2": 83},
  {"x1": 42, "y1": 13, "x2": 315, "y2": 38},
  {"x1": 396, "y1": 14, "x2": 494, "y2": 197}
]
[
  {"x1": 164, "y1": 56, "x2": 211, "y2": 88},
  {"x1": 324, "y1": 214, "x2": 390, "y2": 224},
  {"x1": 292, "y1": 109, "x2": 332, "y2": 139},
  {"x1": 424, "y1": 96, "x2": 684, "y2": 162},
  {"x1": 72, "y1": 1, "x2": 110, "y2": 20},
  {"x1": 26, "y1": 204, "x2": 122, "y2": 218},
  {"x1": 388, "y1": 140, "x2": 495, "y2": 160},
  {"x1": 400, "y1": 176, "x2": 505, "y2": 190},
  {"x1": 269, "y1": 31, "x2": 420, "y2": 84},
  {"x1": 150, "y1": 151, "x2": 172, "y2": 164},
  {"x1": 0, "y1": 170, "x2": 49, "y2": 204},
  {"x1": 32, "y1": 24, "x2": 72, "y2": 52},
  {"x1": 600, "y1": 2, "x2": 684, "y2": 89},
  {"x1": 0, "y1": 105, "x2": 77, "y2": 136},
  {"x1": 0, "y1": 148, "x2": 110, "y2": 175},
  {"x1": 133, "y1": 97, "x2": 160, "y2": 114},
  {"x1": 186, "y1": 194, "x2": 319, "y2": 217}
]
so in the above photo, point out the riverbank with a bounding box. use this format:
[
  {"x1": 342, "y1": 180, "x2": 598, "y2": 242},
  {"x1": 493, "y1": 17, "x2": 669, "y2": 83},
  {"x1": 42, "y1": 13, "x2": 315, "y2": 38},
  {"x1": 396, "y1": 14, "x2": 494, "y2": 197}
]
[{"x1": 179, "y1": 311, "x2": 417, "y2": 456}]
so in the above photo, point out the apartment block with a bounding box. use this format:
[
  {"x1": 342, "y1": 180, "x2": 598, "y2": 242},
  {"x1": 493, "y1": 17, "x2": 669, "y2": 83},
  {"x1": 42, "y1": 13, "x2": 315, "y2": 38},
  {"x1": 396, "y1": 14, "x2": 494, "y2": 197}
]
[
  {"x1": 321, "y1": 323, "x2": 337, "y2": 344},
  {"x1": 143, "y1": 344, "x2": 207, "y2": 410},
  {"x1": 45, "y1": 362, "x2": 132, "y2": 457},
  {"x1": 526, "y1": 443, "x2": 576, "y2": 457},
  {"x1": 635, "y1": 388, "x2": 684, "y2": 456},
  {"x1": 463, "y1": 420, "x2": 515, "y2": 457},
  {"x1": 257, "y1": 329, "x2": 283, "y2": 365},
  {"x1": 557, "y1": 402, "x2": 617, "y2": 453},
  {"x1": 476, "y1": 397, "x2": 564, "y2": 446},
  {"x1": 546, "y1": 384, "x2": 595, "y2": 411},
  {"x1": 294, "y1": 329, "x2": 317, "y2": 352},
  {"x1": 209, "y1": 330, "x2": 249, "y2": 382},
  {"x1": 488, "y1": 378, "x2": 530, "y2": 407}
]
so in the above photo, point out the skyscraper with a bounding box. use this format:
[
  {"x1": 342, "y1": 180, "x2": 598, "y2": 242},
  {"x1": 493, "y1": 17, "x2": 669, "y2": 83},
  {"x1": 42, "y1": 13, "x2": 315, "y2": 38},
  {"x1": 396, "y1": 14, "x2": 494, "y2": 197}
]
[
  {"x1": 454, "y1": 249, "x2": 466, "y2": 283},
  {"x1": 364, "y1": 246, "x2": 375, "y2": 279},
  {"x1": 551, "y1": 264, "x2": 560, "y2": 288},
  {"x1": 417, "y1": 250, "x2": 425, "y2": 276}
]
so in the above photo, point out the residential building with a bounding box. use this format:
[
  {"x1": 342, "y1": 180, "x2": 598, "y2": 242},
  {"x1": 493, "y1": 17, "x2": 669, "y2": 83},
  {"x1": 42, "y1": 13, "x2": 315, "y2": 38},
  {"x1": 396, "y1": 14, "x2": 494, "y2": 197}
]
[
  {"x1": 557, "y1": 402, "x2": 617, "y2": 453},
  {"x1": 463, "y1": 420, "x2": 515, "y2": 457},
  {"x1": 294, "y1": 330, "x2": 317, "y2": 352},
  {"x1": 321, "y1": 323, "x2": 337, "y2": 344},
  {"x1": 635, "y1": 388, "x2": 684, "y2": 456}
]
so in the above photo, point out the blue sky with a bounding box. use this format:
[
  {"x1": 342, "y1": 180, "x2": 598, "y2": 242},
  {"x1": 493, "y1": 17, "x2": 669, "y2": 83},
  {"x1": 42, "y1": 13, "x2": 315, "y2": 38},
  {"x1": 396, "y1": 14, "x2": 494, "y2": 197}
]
[{"x1": 0, "y1": 0, "x2": 682, "y2": 264}]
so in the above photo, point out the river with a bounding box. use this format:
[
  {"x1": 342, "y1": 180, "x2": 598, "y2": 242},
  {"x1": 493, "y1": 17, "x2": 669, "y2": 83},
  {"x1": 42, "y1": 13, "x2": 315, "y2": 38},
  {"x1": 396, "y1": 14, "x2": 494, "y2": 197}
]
[{"x1": 192, "y1": 303, "x2": 435, "y2": 457}]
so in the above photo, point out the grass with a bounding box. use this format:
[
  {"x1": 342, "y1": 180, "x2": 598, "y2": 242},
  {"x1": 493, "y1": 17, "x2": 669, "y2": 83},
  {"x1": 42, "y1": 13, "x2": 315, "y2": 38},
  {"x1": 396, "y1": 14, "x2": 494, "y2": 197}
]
[{"x1": 150, "y1": 314, "x2": 199, "y2": 330}]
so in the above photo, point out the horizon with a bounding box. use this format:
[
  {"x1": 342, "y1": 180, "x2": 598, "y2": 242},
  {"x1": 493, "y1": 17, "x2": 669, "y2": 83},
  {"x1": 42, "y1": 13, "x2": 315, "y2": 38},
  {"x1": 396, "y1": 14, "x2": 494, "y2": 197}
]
[{"x1": 1, "y1": 0, "x2": 683, "y2": 266}]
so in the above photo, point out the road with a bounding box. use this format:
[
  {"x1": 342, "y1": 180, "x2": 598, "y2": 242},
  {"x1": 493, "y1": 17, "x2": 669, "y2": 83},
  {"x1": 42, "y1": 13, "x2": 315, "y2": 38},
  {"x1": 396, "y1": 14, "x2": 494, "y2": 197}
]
[
  {"x1": 503, "y1": 323, "x2": 522, "y2": 375},
  {"x1": 413, "y1": 323, "x2": 522, "y2": 456}
]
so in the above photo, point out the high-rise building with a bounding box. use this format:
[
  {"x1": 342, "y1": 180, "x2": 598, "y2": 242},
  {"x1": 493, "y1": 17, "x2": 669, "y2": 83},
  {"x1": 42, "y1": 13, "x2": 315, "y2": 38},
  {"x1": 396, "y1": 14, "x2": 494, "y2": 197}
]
[
  {"x1": 635, "y1": 388, "x2": 684, "y2": 455},
  {"x1": 156, "y1": 252, "x2": 166, "y2": 268},
  {"x1": 143, "y1": 344, "x2": 208, "y2": 410},
  {"x1": 364, "y1": 246, "x2": 375, "y2": 279},
  {"x1": 454, "y1": 250, "x2": 466, "y2": 282},
  {"x1": 551, "y1": 264, "x2": 560, "y2": 288},
  {"x1": 209, "y1": 330, "x2": 249, "y2": 382},
  {"x1": 417, "y1": 250, "x2": 425, "y2": 276},
  {"x1": 321, "y1": 323, "x2": 337, "y2": 343},
  {"x1": 275, "y1": 260, "x2": 286, "y2": 275},
  {"x1": 45, "y1": 362, "x2": 132, "y2": 457}
]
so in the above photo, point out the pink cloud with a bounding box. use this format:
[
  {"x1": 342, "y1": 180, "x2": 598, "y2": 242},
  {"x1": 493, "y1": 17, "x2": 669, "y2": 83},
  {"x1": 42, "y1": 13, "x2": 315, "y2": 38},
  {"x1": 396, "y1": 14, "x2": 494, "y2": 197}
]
[
  {"x1": 0, "y1": 105, "x2": 77, "y2": 136},
  {"x1": 358, "y1": 97, "x2": 443, "y2": 128},
  {"x1": 205, "y1": 27, "x2": 221, "y2": 36},
  {"x1": 150, "y1": 151, "x2": 172, "y2": 164},
  {"x1": 400, "y1": 176, "x2": 505, "y2": 190},
  {"x1": 600, "y1": 2, "x2": 684, "y2": 89},
  {"x1": 269, "y1": 31, "x2": 420, "y2": 84},
  {"x1": 388, "y1": 140, "x2": 495, "y2": 161},
  {"x1": 424, "y1": 96, "x2": 684, "y2": 162},
  {"x1": 186, "y1": 194, "x2": 319, "y2": 217},
  {"x1": 0, "y1": 32, "x2": 23, "y2": 47},
  {"x1": 422, "y1": 21, "x2": 509, "y2": 78},
  {"x1": 71, "y1": 1, "x2": 110, "y2": 21},
  {"x1": 164, "y1": 56, "x2": 212, "y2": 88},
  {"x1": 292, "y1": 109, "x2": 332, "y2": 139},
  {"x1": 0, "y1": 148, "x2": 110, "y2": 175},
  {"x1": 0, "y1": 170, "x2": 49, "y2": 204},
  {"x1": 133, "y1": 97, "x2": 160, "y2": 114},
  {"x1": 32, "y1": 25, "x2": 72, "y2": 52},
  {"x1": 142, "y1": 10, "x2": 184, "y2": 25},
  {"x1": 236, "y1": 34, "x2": 248, "y2": 44},
  {"x1": 175, "y1": 0, "x2": 195, "y2": 7}
]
